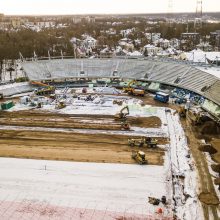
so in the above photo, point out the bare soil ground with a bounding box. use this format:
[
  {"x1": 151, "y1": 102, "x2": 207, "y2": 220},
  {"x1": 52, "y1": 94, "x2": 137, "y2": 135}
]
[
  {"x1": 0, "y1": 109, "x2": 166, "y2": 165},
  {"x1": 0, "y1": 129, "x2": 166, "y2": 165},
  {"x1": 2, "y1": 94, "x2": 220, "y2": 218},
  {"x1": 211, "y1": 139, "x2": 220, "y2": 164},
  {"x1": 0, "y1": 111, "x2": 161, "y2": 130}
]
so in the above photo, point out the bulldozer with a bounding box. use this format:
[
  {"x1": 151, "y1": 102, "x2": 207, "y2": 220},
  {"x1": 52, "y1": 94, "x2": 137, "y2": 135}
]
[
  {"x1": 31, "y1": 81, "x2": 55, "y2": 96},
  {"x1": 114, "y1": 106, "x2": 129, "y2": 121},
  {"x1": 123, "y1": 80, "x2": 145, "y2": 97},
  {"x1": 128, "y1": 137, "x2": 158, "y2": 148},
  {"x1": 131, "y1": 151, "x2": 147, "y2": 165}
]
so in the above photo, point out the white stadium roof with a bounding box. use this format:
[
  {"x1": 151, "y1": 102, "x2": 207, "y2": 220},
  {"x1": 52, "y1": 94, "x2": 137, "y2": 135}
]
[{"x1": 21, "y1": 58, "x2": 220, "y2": 106}]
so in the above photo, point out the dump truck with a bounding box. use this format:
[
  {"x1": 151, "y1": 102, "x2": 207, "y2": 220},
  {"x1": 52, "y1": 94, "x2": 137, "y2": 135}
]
[
  {"x1": 128, "y1": 137, "x2": 145, "y2": 147},
  {"x1": 145, "y1": 137, "x2": 158, "y2": 148},
  {"x1": 128, "y1": 137, "x2": 158, "y2": 148},
  {"x1": 131, "y1": 151, "x2": 147, "y2": 165}
]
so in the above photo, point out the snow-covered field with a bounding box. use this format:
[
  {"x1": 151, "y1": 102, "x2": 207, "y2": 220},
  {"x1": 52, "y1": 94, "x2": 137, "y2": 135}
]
[
  {"x1": 0, "y1": 158, "x2": 173, "y2": 220},
  {"x1": 7, "y1": 94, "x2": 169, "y2": 137},
  {"x1": 0, "y1": 94, "x2": 204, "y2": 219}
]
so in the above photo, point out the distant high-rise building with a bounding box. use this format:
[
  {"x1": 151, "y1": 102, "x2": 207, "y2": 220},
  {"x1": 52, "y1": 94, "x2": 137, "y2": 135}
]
[{"x1": 194, "y1": 0, "x2": 203, "y2": 31}]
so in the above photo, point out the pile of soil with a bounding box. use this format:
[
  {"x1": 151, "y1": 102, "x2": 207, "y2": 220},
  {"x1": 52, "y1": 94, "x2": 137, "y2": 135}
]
[
  {"x1": 200, "y1": 121, "x2": 220, "y2": 135},
  {"x1": 214, "y1": 178, "x2": 220, "y2": 185},
  {"x1": 198, "y1": 192, "x2": 219, "y2": 205},
  {"x1": 211, "y1": 164, "x2": 220, "y2": 173},
  {"x1": 198, "y1": 144, "x2": 217, "y2": 154}
]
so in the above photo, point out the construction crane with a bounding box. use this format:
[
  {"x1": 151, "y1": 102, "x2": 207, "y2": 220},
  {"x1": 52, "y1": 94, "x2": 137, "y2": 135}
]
[{"x1": 194, "y1": 0, "x2": 203, "y2": 31}]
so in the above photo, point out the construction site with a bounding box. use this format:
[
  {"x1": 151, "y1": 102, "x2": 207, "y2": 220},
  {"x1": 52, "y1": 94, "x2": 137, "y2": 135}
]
[{"x1": 0, "y1": 58, "x2": 220, "y2": 220}]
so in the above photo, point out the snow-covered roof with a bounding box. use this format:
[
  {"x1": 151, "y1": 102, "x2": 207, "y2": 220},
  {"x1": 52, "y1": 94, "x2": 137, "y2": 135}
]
[
  {"x1": 184, "y1": 51, "x2": 220, "y2": 63},
  {"x1": 127, "y1": 51, "x2": 143, "y2": 57},
  {"x1": 195, "y1": 66, "x2": 220, "y2": 79},
  {"x1": 144, "y1": 44, "x2": 156, "y2": 48}
]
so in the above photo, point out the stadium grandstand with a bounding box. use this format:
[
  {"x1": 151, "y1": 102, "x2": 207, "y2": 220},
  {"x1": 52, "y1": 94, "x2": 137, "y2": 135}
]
[{"x1": 20, "y1": 58, "x2": 220, "y2": 122}]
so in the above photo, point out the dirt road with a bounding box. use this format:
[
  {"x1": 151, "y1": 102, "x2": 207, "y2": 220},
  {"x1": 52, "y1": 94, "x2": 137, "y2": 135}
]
[{"x1": 182, "y1": 118, "x2": 220, "y2": 220}]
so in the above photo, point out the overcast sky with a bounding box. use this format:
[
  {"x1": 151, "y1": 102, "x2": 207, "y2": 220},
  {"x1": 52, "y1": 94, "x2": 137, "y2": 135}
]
[{"x1": 1, "y1": 0, "x2": 220, "y2": 15}]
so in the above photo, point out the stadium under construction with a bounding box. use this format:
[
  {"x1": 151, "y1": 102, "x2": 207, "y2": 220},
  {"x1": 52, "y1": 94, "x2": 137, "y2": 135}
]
[{"x1": 0, "y1": 57, "x2": 219, "y2": 220}]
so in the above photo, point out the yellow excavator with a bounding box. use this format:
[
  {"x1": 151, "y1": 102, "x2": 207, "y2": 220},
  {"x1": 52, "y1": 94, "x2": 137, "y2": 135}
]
[
  {"x1": 31, "y1": 81, "x2": 55, "y2": 96},
  {"x1": 114, "y1": 106, "x2": 129, "y2": 120},
  {"x1": 123, "y1": 80, "x2": 145, "y2": 96}
]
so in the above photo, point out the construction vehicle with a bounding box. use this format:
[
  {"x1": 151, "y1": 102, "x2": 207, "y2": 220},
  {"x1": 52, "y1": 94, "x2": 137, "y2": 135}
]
[
  {"x1": 55, "y1": 100, "x2": 66, "y2": 109},
  {"x1": 113, "y1": 100, "x2": 123, "y2": 106},
  {"x1": 174, "y1": 97, "x2": 187, "y2": 104},
  {"x1": 154, "y1": 92, "x2": 169, "y2": 103},
  {"x1": 179, "y1": 106, "x2": 186, "y2": 118},
  {"x1": 127, "y1": 88, "x2": 145, "y2": 96},
  {"x1": 145, "y1": 137, "x2": 158, "y2": 148},
  {"x1": 121, "y1": 122, "x2": 130, "y2": 130},
  {"x1": 128, "y1": 137, "x2": 158, "y2": 148},
  {"x1": 131, "y1": 151, "x2": 147, "y2": 165},
  {"x1": 114, "y1": 106, "x2": 129, "y2": 120},
  {"x1": 31, "y1": 81, "x2": 55, "y2": 96},
  {"x1": 123, "y1": 80, "x2": 145, "y2": 96},
  {"x1": 128, "y1": 137, "x2": 145, "y2": 147}
]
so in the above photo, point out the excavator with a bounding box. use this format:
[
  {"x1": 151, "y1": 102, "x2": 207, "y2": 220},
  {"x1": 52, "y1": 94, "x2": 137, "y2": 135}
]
[
  {"x1": 131, "y1": 151, "x2": 147, "y2": 165},
  {"x1": 123, "y1": 80, "x2": 145, "y2": 96},
  {"x1": 114, "y1": 106, "x2": 129, "y2": 121},
  {"x1": 31, "y1": 81, "x2": 55, "y2": 96}
]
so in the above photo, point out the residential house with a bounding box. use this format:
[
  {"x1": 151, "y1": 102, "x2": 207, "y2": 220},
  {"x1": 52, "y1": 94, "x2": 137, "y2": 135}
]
[
  {"x1": 210, "y1": 30, "x2": 220, "y2": 51},
  {"x1": 143, "y1": 44, "x2": 162, "y2": 56},
  {"x1": 81, "y1": 35, "x2": 97, "y2": 49}
]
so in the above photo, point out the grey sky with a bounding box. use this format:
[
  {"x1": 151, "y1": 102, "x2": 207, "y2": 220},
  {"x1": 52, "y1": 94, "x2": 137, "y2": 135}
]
[{"x1": 1, "y1": 0, "x2": 219, "y2": 15}]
